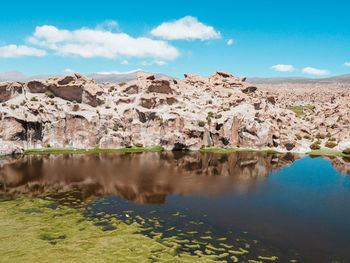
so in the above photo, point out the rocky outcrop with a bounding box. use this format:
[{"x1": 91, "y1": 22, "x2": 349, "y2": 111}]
[
  {"x1": 26, "y1": 73, "x2": 104, "y2": 106},
  {"x1": 0, "y1": 71, "x2": 348, "y2": 154}
]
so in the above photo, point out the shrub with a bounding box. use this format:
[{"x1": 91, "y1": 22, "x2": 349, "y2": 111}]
[
  {"x1": 30, "y1": 97, "x2": 38, "y2": 101},
  {"x1": 329, "y1": 137, "x2": 336, "y2": 142},
  {"x1": 215, "y1": 114, "x2": 222, "y2": 119},
  {"x1": 113, "y1": 124, "x2": 119, "y2": 131},
  {"x1": 316, "y1": 133, "x2": 326, "y2": 139},
  {"x1": 303, "y1": 135, "x2": 311, "y2": 140},
  {"x1": 343, "y1": 148, "x2": 350, "y2": 155},
  {"x1": 295, "y1": 134, "x2": 302, "y2": 140},
  {"x1": 125, "y1": 144, "x2": 132, "y2": 148},
  {"x1": 134, "y1": 143, "x2": 143, "y2": 148},
  {"x1": 208, "y1": 100, "x2": 213, "y2": 104},
  {"x1": 206, "y1": 117, "x2": 212, "y2": 125},
  {"x1": 105, "y1": 105, "x2": 111, "y2": 109},
  {"x1": 207, "y1": 112, "x2": 214, "y2": 118},
  {"x1": 119, "y1": 82, "x2": 126, "y2": 87},
  {"x1": 310, "y1": 143, "x2": 321, "y2": 150},
  {"x1": 45, "y1": 91, "x2": 55, "y2": 98},
  {"x1": 198, "y1": 121, "x2": 206, "y2": 127},
  {"x1": 325, "y1": 142, "x2": 337, "y2": 148}
]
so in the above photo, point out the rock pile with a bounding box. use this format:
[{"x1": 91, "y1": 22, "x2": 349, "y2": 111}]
[{"x1": 0, "y1": 71, "x2": 348, "y2": 155}]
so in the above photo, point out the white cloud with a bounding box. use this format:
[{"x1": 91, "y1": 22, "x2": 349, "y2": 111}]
[
  {"x1": 150, "y1": 16, "x2": 221, "y2": 40},
  {"x1": 96, "y1": 69, "x2": 143, "y2": 75},
  {"x1": 344, "y1": 62, "x2": 350, "y2": 67},
  {"x1": 96, "y1": 20, "x2": 119, "y2": 32},
  {"x1": 0, "y1": 44, "x2": 46, "y2": 58},
  {"x1": 271, "y1": 64, "x2": 295, "y2": 72},
  {"x1": 120, "y1": 60, "x2": 129, "y2": 65},
  {"x1": 140, "y1": 60, "x2": 166, "y2": 66},
  {"x1": 28, "y1": 25, "x2": 179, "y2": 60},
  {"x1": 302, "y1": 67, "x2": 330, "y2": 76},
  {"x1": 227, "y1": 39, "x2": 234, "y2": 45},
  {"x1": 64, "y1": 68, "x2": 74, "y2": 73}
]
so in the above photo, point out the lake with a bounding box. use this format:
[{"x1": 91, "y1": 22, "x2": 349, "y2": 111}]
[{"x1": 0, "y1": 151, "x2": 349, "y2": 262}]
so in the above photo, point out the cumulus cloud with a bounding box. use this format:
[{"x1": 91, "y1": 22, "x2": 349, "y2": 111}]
[
  {"x1": 344, "y1": 62, "x2": 350, "y2": 67},
  {"x1": 0, "y1": 44, "x2": 46, "y2": 58},
  {"x1": 150, "y1": 16, "x2": 221, "y2": 40},
  {"x1": 271, "y1": 64, "x2": 295, "y2": 72},
  {"x1": 120, "y1": 60, "x2": 129, "y2": 65},
  {"x1": 140, "y1": 60, "x2": 166, "y2": 66},
  {"x1": 96, "y1": 20, "x2": 119, "y2": 32},
  {"x1": 28, "y1": 25, "x2": 179, "y2": 60},
  {"x1": 226, "y1": 39, "x2": 234, "y2": 45},
  {"x1": 302, "y1": 67, "x2": 330, "y2": 76},
  {"x1": 64, "y1": 68, "x2": 74, "y2": 73}
]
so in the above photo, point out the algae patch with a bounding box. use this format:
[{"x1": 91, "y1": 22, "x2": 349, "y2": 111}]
[
  {"x1": 24, "y1": 145, "x2": 164, "y2": 155},
  {"x1": 0, "y1": 197, "x2": 219, "y2": 262}
]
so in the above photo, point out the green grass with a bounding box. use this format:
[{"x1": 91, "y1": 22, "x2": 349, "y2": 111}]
[
  {"x1": 287, "y1": 105, "x2": 314, "y2": 116},
  {"x1": 306, "y1": 149, "x2": 350, "y2": 158},
  {"x1": 24, "y1": 146, "x2": 164, "y2": 155},
  {"x1": 199, "y1": 147, "x2": 280, "y2": 154},
  {"x1": 20, "y1": 145, "x2": 350, "y2": 158},
  {"x1": 0, "y1": 197, "x2": 222, "y2": 262}
]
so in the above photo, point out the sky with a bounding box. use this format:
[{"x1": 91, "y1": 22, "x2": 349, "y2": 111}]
[{"x1": 0, "y1": 0, "x2": 349, "y2": 78}]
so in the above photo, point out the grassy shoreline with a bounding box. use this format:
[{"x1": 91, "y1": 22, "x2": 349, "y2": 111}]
[
  {"x1": 3, "y1": 146, "x2": 347, "y2": 158},
  {"x1": 24, "y1": 146, "x2": 164, "y2": 155}
]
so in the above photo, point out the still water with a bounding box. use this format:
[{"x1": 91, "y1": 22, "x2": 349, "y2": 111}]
[{"x1": 0, "y1": 152, "x2": 349, "y2": 262}]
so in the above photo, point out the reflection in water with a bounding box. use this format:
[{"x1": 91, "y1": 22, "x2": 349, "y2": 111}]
[
  {"x1": 1, "y1": 152, "x2": 350, "y2": 263},
  {"x1": 0, "y1": 151, "x2": 304, "y2": 203}
]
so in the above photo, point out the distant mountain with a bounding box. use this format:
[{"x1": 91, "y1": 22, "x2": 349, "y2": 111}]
[
  {"x1": 1, "y1": 70, "x2": 350, "y2": 84},
  {"x1": 248, "y1": 74, "x2": 350, "y2": 84},
  {"x1": 0, "y1": 71, "x2": 28, "y2": 82},
  {"x1": 0, "y1": 70, "x2": 172, "y2": 84},
  {"x1": 0, "y1": 71, "x2": 61, "y2": 82},
  {"x1": 88, "y1": 69, "x2": 173, "y2": 83}
]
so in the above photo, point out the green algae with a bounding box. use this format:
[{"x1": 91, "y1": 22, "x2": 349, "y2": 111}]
[
  {"x1": 229, "y1": 247, "x2": 249, "y2": 255},
  {"x1": 24, "y1": 145, "x2": 164, "y2": 155},
  {"x1": 231, "y1": 255, "x2": 239, "y2": 262},
  {"x1": 307, "y1": 149, "x2": 350, "y2": 158},
  {"x1": 258, "y1": 255, "x2": 279, "y2": 261},
  {"x1": 184, "y1": 243, "x2": 201, "y2": 249},
  {"x1": 199, "y1": 147, "x2": 281, "y2": 154},
  {"x1": 206, "y1": 244, "x2": 226, "y2": 252},
  {"x1": 0, "y1": 197, "x2": 230, "y2": 262},
  {"x1": 219, "y1": 242, "x2": 233, "y2": 249},
  {"x1": 200, "y1": 236, "x2": 212, "y2": 240}
]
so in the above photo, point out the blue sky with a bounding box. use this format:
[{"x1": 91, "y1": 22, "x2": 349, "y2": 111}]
[{"x1": 0, "y1": 0, "x2": 349, "y2": 78}]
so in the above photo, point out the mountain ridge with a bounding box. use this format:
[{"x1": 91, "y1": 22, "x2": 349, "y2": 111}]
[{"x1": 1, "y1": 70, "x2": 350, "y2": 84}]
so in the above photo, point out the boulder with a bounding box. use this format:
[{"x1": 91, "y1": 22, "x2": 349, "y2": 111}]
[
  {"x1": 27, "y1": 79, "x2": 48, "y2": 93},
  {"x1": 0, "y1": 82, "x2": 22, "y2": 102},
  {"x1": 147, "y1": 80, "x2": 173, "y2": 94}
]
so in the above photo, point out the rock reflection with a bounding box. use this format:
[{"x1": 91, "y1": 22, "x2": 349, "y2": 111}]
[{"x1": 0, "y1": 152, "x2": 348, "y2": 204}]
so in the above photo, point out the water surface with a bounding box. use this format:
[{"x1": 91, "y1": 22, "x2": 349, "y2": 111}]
[{"x1": 0, "y1": 151, "x2": 349, "y2": 262}]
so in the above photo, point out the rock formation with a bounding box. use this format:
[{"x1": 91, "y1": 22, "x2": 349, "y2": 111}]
[{"x1": 0, "y1": 71, "x2": 349, "y2": 155}]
